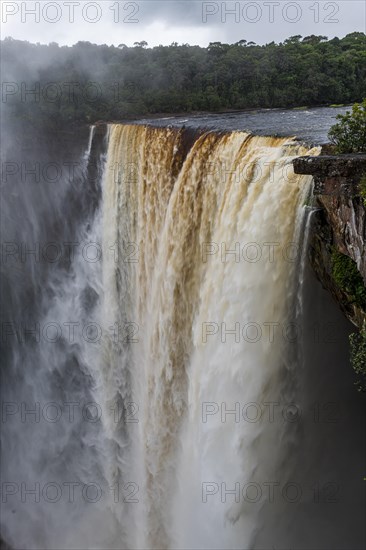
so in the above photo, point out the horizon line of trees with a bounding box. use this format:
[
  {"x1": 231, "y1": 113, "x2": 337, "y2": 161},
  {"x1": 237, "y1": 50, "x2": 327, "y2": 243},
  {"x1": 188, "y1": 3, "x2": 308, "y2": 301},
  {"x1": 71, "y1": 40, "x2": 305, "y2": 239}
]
[{"x1": 2, "y1": 33, "x2": 366, "y2": 129}]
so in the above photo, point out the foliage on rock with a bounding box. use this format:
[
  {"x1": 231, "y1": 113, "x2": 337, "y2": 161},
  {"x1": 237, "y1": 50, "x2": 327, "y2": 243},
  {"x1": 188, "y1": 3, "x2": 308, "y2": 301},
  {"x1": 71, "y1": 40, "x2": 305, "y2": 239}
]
[
  {"x1": 328, "y1": 99, "x2": 366, "y2": 153},
  {"x1": 331, "y1": 249, "x2": 366, "y2": 308},
  {"x1": 349, "y1": 325, "x2": 366, "y2": 392}
]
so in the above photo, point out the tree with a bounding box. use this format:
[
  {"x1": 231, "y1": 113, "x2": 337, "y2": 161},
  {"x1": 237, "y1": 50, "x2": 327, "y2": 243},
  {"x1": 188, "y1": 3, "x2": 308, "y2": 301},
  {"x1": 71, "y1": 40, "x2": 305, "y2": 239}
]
[
  {"x1": 302, "y1": 35, "x2": 327, "y2": 44},
  {"x1": 284, "y1": 35, "x2": 302, "y2": 45},
  {"x1": 134, "y1": 41, "x2": 148, "y2": 48},
  {"x1": 328, "y1": 99, "x2": 366, "y2": 153},
  {"x1": 235, "y1": 40, "x2": 247, "y2": 47}
]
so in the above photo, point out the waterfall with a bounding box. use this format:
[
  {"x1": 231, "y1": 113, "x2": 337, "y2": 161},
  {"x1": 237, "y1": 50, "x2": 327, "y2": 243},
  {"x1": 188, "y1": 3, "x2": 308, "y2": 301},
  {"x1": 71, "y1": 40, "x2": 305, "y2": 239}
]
[
  {"x1": 84, "y1": 125, "x2": 96, "y2": 161},
  {"x1": 3, "y1": 120, "x2": 365, "y2": 550},
  {"x1": 100, "y1": 125, "x2": 320, "y2": 549}
]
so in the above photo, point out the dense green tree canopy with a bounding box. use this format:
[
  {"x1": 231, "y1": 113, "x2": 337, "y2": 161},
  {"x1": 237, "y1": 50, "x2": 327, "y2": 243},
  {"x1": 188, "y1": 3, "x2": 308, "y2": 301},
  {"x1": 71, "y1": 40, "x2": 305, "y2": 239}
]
[{"x1": 2, "y1": 33, "x2": 366, "y2": 128}]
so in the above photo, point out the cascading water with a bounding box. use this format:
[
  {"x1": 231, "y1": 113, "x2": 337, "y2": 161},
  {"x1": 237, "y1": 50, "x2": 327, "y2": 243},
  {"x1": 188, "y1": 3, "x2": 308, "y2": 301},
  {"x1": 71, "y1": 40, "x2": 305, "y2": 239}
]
[
  {"x1": 99, "y1": 125, "x2": 319, "y2": 549},
  {"x1": 2, "y1": 123, "x2": 364, "y2": 550},
  {"x1": 84, "y1": 125, "x2": 96, "y2": 160}
]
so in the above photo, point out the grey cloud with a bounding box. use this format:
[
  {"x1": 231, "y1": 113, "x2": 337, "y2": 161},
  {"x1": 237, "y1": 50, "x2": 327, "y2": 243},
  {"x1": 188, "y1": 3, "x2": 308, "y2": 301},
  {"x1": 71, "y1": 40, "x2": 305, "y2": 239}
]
[{"x1": 2, "y1": 0, "x2": 365, "y2": 47}]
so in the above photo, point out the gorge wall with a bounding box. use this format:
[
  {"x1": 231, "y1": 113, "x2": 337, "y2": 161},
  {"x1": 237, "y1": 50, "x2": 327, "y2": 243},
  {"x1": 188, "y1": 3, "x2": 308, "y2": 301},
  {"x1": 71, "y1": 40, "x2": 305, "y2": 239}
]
[{"x1": 293, "y1": 154, "x2": 366, "y2": 330}]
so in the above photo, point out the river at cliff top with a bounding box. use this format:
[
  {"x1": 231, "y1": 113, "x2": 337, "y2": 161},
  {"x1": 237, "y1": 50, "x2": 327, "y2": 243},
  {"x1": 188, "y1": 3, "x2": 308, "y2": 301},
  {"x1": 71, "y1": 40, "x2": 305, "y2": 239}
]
[{"x1": 136, "y1": 105, "x2": 350, "y2": 144}]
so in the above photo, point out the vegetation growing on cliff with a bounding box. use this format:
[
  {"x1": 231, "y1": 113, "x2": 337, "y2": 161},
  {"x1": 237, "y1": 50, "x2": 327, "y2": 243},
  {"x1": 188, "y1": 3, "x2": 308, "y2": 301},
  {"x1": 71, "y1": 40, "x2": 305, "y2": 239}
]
[
  {"x1": 349, "y1": 326, "x2": 366, "y2": 392},
  {"x1": 2, "y1": 33, "x2": 366, "y2": 126},
  {"x1": 331, "y1": 250, "x2": 366, "y2": 391},
  {"x1": 359, "y1": 174, "x2": 366, "y2": 206},
  {"x1": 328, "y1": 99, "x2": 366, "y2": 153},
  {"x1": 331, "y1": 250, "x2": 366, "y2": 308}
]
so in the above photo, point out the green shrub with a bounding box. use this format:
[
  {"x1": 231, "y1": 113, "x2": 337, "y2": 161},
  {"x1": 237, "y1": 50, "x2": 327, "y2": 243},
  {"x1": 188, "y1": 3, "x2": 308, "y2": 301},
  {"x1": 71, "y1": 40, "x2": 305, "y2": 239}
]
[
  {"x1": 328, "y1": 99, "x2": 366, "y2": 153},
  {"x1": 360, "y1": 174, "x2": 366, "y2": 207},
  {"x1": 331, "y1": 250, "x2": 366, "y2": 308},
  {"x1": 349, "y1": 326, "x2": 366, "y2": 392}
]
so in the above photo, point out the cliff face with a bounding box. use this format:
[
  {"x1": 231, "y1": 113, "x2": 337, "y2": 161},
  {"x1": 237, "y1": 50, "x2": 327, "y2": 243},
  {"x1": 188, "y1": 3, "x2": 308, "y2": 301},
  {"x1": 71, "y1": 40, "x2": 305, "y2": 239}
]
[{"x1": 293, "y1": 155, "x2": 366, "y2": 329}]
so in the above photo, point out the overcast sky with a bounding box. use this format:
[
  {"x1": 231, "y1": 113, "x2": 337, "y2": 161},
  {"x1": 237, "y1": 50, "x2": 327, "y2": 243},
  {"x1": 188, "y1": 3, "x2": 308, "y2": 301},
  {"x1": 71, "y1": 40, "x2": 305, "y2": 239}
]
[{"x1": 2, "y1": 1, "x2": 365, "y2": 47}]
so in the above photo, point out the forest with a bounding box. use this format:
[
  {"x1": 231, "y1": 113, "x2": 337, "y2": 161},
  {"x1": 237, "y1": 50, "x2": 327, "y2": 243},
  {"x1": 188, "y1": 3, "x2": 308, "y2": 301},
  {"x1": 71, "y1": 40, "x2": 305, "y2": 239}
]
[{"x1": 2, "y1": 32, "x2": 366, "y2": 128}]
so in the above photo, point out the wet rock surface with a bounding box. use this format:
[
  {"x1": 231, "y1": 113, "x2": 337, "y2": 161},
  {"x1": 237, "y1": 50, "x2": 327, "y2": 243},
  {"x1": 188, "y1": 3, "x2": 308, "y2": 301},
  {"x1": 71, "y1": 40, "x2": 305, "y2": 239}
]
[{"x1": 294, "y1": 154, "x2": 366, "y2": 329}]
